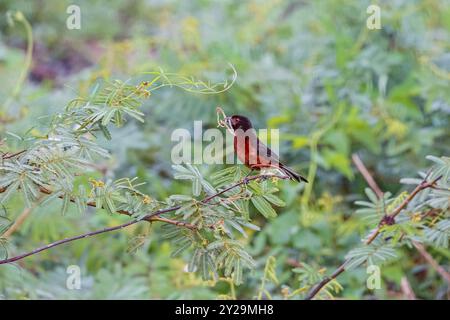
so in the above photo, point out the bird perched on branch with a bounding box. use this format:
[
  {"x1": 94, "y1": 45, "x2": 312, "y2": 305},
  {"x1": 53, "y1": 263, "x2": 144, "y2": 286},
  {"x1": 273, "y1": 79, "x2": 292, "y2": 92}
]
[{"x1": 225, "y1": 115, "x2": 308, "y2": 183}]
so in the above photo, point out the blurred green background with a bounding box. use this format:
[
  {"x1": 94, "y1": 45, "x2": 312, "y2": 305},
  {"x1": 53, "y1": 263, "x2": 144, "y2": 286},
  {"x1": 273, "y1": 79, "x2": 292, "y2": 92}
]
[{"x1": 0, "y1": 0, "x2": 449, "y2": 299}]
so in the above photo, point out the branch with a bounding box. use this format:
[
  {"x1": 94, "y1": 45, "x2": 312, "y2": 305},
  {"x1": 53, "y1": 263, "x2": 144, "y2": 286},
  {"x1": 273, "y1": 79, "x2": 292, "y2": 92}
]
[
  {"x1": 0, "y1": 174, "x2": 289, "y2": 265},
  {"x1": 305, "y1": 264, "x2": 346, "y2": 300},
  {"x1": 1, "y1": 149, "x2": 27, "y2": 160},
  {"x1": 364, "y1": 174, "x2": 441, "y2": 245},
  {"x1": 357, "y1": 158, "x2": 450, "y2": 284},
  {"x1": 352, "y1": 154, "x2": 383, "y2": 198},
  {"x1": 413, "y1": 242, "x2": 450, "y2": 284},
  {"x1": 0, "y1": 220, "x2": 137, "y2": 265},
  {"x1": 400, "y1": 276, "x2": 416, "y2": 300},
  {"x1": 305, "y1": 155, "x2": 442, "y2": 300}
]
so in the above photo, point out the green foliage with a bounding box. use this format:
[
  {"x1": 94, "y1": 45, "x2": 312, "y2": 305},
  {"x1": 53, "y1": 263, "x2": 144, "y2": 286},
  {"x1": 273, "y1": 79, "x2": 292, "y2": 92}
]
[
  {"x1": 424, "y1": 220, "x2": 450, "y2": 248},
  {"x1": 0, "y1": 161, "x2": 46, "y2": 206},
  {"x1": 0, "y1": 73, "x2": 283, "y2": 289},
  {"x1": 292, "y1": 263, "x2": 343, "y2": 299},
  {"x1": 0, "y1": 0, "x2": 449, "y2": 300},
  {"x1": 344, "y1": 239, "x2": 398, "y2": 270},
  {"x1": 355, "y1": 189, "x2": 393, "y2": 225},
  {"x1": 257, "y1": 256, "x2": 279, "y2": 300}
]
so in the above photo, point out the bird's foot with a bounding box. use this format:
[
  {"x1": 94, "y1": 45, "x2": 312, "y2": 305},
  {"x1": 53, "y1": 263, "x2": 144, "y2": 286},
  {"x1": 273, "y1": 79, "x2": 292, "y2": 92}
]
[{"x1": 379, "y1": 215, "x2": 396, "y2": 226}]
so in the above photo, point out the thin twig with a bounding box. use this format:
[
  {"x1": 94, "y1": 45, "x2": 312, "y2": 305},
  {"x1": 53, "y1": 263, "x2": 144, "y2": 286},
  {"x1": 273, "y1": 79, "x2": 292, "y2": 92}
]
[
  {"x1": 0, "y1": 220, "x2": 137, "y2": 265},
  {"x1": 355, "y1": 159, "x2": 450, "y2": 283},
  {"x1": 364, "y1": 175, "x2": 441, "y2": 245},
  {"x1": 400, "y1": 277, "x2": 416, "y2": 300},
  {"x1": 305, "y1": 264, "x2": 346, "y2": 300},
  {"x1": 305, "y1": 158, "x2": 442, "y2": 300},
  {"x1": 1, "y1": 150, "x2": 27, "y2": 160},
  {"x1": 352, "y1": 154, "x2": 383, "y2": 198},
  {"x1": 413, "y1": 242, "x2": 450, "y2": 284},
  {"x1": 0, "y1": 174, "x2": 289, "y2": 265}
]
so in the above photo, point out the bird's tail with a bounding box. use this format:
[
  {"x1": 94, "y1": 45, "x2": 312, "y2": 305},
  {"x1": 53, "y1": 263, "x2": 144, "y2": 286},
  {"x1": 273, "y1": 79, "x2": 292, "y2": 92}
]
[{"x1": 279, "y1": 164, "x2": 308, "y2": 183}]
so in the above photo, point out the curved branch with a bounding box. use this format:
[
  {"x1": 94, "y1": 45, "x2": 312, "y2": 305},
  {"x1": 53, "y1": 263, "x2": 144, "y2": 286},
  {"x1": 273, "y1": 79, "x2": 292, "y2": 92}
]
[
  {"x1": 0, "y1": 174, "x2": 289, "y2": 265},
  {"x1": 305, "y1": 156, "x2": 442, "y2": 300},
  {"x1": 352, "y1": 154, "x2": 383, "y2": 198},
  {"x1": 413, "y1": 242, "x2": 450, "y2": 284},
  {"x1": 364, "y1": 174, "x2": 441, "y2": 245},
  {"x1": 305, "y1": 264, "x2": 346, "y2": 300},
  {"x1": 0, "y1": 220, "x2": 137, "y2": 265}
]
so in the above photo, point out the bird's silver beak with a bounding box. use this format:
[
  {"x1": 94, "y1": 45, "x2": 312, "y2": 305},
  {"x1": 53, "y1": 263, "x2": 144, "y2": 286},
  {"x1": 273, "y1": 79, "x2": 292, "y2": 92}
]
[
  {"x1": 225, "y1": 116, "x2": 232, "y2": 128},
  {"x1": 224, "y1": 117, "x2": 235, "y2": 135}
]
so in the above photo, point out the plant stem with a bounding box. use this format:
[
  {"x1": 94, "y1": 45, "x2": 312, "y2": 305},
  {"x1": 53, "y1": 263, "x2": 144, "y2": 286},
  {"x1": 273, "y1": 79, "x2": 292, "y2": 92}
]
[
  {"x1": 0, "y1": 174, "x2": 288, "y2": 265},
  {"x1": 352, "y1": 154, "x2": 383, "y2": 198},
  {"x1": 413, "y1": 242, "x2": 450, "y2": 284},
  {"x1": 305, "y1": 156, "x2": 442, "y2": 300},
  {"x1": 305, "y1": 264, "x2": 346, "y2": 300},
  {"x1": 0, "y1": 220, "x2": 137, "y2": 265}
]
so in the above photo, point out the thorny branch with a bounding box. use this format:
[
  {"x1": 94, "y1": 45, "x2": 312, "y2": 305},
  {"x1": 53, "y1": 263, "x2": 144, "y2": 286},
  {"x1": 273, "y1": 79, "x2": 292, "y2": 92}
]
[
  {"x1": 0, "y1": 173, "x2": 289, "y2": 265},
  {"x1": 363, "y1": 173, "x2": 442, "y2": 245},
  {"x1": 0, "y1": 220, "x2": 138, "y2": 265},
  {"x1": 305, "y1": 154, "x2": 443, "y2": 300}
]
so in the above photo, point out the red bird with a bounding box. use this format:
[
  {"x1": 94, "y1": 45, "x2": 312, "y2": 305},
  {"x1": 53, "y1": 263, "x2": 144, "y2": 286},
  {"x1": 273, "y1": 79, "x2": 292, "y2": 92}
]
[{"x1": 226, "y1": 115, "x2": 308, "y2": 183}]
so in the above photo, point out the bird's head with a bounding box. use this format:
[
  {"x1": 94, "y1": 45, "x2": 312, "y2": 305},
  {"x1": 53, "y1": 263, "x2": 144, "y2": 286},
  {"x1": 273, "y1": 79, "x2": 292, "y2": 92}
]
[{"x1": 226, "y1": 115, "x2": 253, "y2": 131}]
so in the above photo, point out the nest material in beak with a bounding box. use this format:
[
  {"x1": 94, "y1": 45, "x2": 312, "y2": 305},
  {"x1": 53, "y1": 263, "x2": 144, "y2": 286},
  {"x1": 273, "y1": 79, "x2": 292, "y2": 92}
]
[
  {"x1": 216, "y1": 107, "x2": 235, "y2": 135},
  {"x1": 224, "y1": 117, "x2": 235, "y2": 135}
]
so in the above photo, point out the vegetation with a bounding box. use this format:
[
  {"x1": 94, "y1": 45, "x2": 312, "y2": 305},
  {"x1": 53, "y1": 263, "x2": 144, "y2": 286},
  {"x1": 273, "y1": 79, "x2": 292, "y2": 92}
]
[{"x1": 0, "y1": 0, "x2": 449, "y2": 299}]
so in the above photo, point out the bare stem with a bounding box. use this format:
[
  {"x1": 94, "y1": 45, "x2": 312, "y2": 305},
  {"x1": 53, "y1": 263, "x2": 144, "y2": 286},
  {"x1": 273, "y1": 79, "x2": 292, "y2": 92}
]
[
  {"x1": 305, "y1": 264, "x2": 346, "y2": 300},
  {"x1": 305, "y1": 156, "x2": 442, "y2": 300},
  {"x1": 365, "y1": 174, "x2": 441, "y2": 245},
  {"x1": 413, "y1": 242, "x2": 450, "y2": 284},
  {"x1": 400, "y1": 276, "x2": 416, "y2": 300},
  {"x1": 0, "y1": 174, "x2": 288, "y2": 265},
  {"x1": 0, "y1": 220, "x2": 137, "y2": 265}
]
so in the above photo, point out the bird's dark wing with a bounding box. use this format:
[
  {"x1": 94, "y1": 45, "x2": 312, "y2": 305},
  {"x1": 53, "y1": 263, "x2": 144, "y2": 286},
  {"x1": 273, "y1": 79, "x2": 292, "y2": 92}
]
[
  {"x1": 256, "y1": 139, "x2": 279, "y2": 162},
  {"x1": 234, "y1": 129, "x2": 280, "y2": 167}
]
